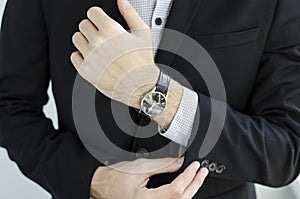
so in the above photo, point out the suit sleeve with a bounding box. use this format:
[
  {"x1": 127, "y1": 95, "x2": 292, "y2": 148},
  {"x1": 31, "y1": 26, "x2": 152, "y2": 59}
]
[
  {"x1": 0, "y1": 0, "x2": 101, "y2": 198},
  {"x1": 184, "y1": 0, "x2": 300, "y2": 187}
]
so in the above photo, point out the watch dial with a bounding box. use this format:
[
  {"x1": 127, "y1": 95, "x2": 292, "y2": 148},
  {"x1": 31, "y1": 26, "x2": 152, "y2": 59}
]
[{"x1": 141, "y1": 92, "x2": 167, "y2": 117}]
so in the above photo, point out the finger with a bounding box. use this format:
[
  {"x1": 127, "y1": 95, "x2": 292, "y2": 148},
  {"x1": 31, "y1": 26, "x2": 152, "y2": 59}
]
[
  {"x1": 87, "y1": 7, "x2": 112, "y2": 30},
  {"x1": 179, "y1": 168, "x2": 209, "y2": 199},
  {"x1": 72, "y1": 32, "x2": 89, "y2": 57},
  {"x1": 70, "y1": 51, "x2": 84, "y2": 70},
  {"x1": 148, "y1": 161, "x2": 200, "y2": 199},
  {"x1": 117, "y1": 0, "x2": 148, "y2": 31},
  {"x1": 167, "y1": 161, "x2": 201, "y2": 198},
  {"x1": 79, "y1": 19, "x2": 98, "y2": 43}
]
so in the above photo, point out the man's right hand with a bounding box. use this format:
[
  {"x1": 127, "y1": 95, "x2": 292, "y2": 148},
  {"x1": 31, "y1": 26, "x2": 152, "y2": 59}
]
[{"x1": 90, "y1": 158, "x2": 209, "y2": 199}]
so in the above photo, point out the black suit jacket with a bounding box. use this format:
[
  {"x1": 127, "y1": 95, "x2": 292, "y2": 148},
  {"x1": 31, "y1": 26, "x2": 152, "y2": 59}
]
[{"x1": 1, "y1": 0, "x2": 300, "y2": 198}]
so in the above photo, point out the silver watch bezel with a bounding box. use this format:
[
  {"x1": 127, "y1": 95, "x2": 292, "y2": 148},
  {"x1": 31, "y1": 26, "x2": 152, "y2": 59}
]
[{"x1": 140, "y1": 90, "x2": 167, "y2": 117}]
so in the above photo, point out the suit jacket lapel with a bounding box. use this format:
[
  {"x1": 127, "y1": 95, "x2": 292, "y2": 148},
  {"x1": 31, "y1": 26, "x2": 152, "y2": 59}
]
[{"x1": 155, "y1": 0, "x2": 203, "y2": 66}]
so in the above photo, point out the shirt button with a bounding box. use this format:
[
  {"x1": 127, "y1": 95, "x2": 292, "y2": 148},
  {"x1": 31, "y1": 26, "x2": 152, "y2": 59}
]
[
  {"x1": 200, "y1": 159, "x2": 210, "y2": 168},
  {"x1": 216, "y1": 165, "x2": 226, "y2": 174},
  {"x1": 155, "y1": 17, "x2": 162, "y2": 25},
  {"x1": 136, "y1": 148, "x2": 149, "y2": 158},
  {"x1": 208, "y1": 162, "x2": 218, "y2": 172}
]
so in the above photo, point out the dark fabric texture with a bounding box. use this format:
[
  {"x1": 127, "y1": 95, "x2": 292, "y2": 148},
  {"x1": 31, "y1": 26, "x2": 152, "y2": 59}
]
[{"x1": 1, "y1": 0, "x2": 300, "y2": 198}]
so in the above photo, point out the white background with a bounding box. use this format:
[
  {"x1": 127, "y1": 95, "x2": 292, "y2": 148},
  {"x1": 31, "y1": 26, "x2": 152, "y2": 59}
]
[{"x1": 0, "y1": 1, "x2": 299, "y2": 198}]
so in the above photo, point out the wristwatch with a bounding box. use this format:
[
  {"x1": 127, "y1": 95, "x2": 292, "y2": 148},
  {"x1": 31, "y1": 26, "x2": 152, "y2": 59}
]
[{"x1": 140, "y1": 70, "x2": 170, "y2": 117}]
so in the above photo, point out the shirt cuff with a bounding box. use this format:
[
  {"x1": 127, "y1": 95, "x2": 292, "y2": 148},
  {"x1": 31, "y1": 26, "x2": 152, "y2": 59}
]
[{"x1": 159, "y1": 87, "x2": 198, "y2": 147}]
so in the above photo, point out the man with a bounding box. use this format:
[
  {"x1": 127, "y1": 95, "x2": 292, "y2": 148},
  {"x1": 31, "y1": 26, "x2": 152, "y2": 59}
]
[{"x1": 1, "y1": 0, "x2": 300, "y2": 199}]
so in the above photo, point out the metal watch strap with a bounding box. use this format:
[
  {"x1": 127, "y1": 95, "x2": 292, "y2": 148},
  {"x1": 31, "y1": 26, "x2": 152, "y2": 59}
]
[{"x1": 155, "y1": 70, "x2": 170, "y2": 95}]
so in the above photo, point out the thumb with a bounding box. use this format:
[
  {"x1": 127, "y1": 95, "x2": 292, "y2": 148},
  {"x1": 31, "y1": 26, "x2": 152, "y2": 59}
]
[{"x1": 117, "y1": 0, "x2": 148, "y2": 31}]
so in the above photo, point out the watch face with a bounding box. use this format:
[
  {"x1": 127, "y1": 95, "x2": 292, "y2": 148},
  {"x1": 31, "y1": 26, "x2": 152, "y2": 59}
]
[{"x1": 141, "y1": 91, "x2": 167, "y2": 117}]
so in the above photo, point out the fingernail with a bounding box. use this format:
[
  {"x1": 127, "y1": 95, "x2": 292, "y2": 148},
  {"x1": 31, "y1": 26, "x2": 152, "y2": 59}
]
[{"x1": 177, "y1": 157, "x2": 184, "y2": 163}]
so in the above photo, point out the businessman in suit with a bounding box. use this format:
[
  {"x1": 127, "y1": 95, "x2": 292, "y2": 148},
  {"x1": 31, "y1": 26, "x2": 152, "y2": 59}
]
[{"x1": 1, "y1": 0, "x2": 300, "y2": 198}]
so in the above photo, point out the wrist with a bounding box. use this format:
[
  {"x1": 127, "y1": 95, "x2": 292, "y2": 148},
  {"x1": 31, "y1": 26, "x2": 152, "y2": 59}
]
[
  {"x1": 127, "y1": 66, "x2": 160, "y2": 109},
  {"x1": 153, "y1": 79, "x2": 183, "y2": 129},
  {"x1": 128, "y1": 69, "x2": 183, "y2": 129}
]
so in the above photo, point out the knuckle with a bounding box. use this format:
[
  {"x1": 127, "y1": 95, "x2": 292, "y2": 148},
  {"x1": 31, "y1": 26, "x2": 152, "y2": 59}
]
[
  {"x1": 170, "y1": 185, "x2": 184, "y2": 198},
  {"x1": 90, "y1": 35, "x2": 102, "y2": 45},
  {"x1": 89, "y1": 42, "x2": 96, "y2": 49},
  {"x1": 89, "y1": 41, "x2": 99, "y2": 50}
]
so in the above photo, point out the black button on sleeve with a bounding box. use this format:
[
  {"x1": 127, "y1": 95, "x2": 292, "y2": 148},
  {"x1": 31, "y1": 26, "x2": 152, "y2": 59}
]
[
  {"x1": 216, "y1": 165, "x2": 226, "y2": 174},
  {"x1": 208, "y1": 162, "x2": 218, "y2": 172},
  {"x1": 155, "y1": 17, "x2": 162, "y2": 25},
  {"x1": 201, "y1": 159, "x2": 210, "y2": 168}
]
